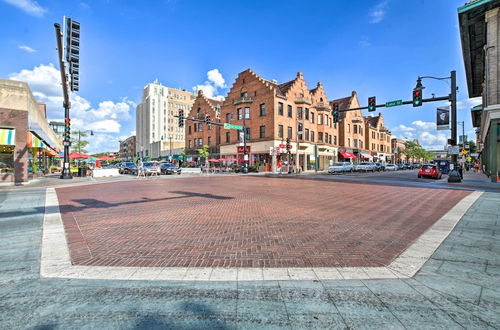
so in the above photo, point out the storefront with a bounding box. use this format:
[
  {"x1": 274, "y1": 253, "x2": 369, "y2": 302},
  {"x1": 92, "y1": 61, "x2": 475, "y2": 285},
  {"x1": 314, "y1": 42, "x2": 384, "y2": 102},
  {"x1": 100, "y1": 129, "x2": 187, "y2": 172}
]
[{"x1": 0, "y1": 128, "x2": 15, "y2": 176}]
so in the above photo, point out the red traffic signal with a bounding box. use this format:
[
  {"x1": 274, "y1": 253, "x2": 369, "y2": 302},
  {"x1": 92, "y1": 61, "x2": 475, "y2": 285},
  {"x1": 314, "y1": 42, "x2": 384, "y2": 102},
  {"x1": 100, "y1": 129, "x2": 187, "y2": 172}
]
[
  {"x1": 413, "y1": 89, "x2": 422, "y2": 107},
  {"x1": 368, "y1": 97, "x2": 376, "y2": 112}
]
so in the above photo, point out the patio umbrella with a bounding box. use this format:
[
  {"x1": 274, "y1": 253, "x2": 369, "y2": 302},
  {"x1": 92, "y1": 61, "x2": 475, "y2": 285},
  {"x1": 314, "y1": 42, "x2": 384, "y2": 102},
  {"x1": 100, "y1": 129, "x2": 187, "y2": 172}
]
[
  {"x1": 208, "y1": 158, "x2": 220, "y2": 162},
  {"x1": 98, "y1": 156, "x2": 115, "y2": 161},
  {"x1": 69, "y1": 152, "x2": 90, "y2": 159}
]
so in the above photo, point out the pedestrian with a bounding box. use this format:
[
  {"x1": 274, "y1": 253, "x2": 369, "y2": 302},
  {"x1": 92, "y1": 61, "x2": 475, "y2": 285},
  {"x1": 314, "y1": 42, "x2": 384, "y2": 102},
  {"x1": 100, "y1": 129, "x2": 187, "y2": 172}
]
[{"x1": 137, "y1": 158, "x2": 144, "y2": 178}]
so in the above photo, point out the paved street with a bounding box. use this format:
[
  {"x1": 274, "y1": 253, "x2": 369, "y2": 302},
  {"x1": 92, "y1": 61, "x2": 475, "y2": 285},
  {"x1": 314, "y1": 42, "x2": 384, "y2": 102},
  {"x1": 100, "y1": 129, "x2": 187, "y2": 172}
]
[
  {"x1": 56, "y1": 176, "x2": 469, "y2": 268},
  {"x1": 0, "y1": 173, "x2": 499, "y2": 329}
]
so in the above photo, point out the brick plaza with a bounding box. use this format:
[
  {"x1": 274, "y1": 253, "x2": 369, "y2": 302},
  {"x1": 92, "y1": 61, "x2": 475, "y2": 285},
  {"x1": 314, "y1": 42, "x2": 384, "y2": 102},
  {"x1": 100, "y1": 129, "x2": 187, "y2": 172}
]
[{"x1": 56, "y1": 176, "x2": 470, "y2": 268}]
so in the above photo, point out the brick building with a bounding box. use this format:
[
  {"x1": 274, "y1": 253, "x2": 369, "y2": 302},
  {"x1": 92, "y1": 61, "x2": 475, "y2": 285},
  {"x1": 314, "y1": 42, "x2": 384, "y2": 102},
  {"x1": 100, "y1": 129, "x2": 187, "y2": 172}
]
[
  {"x1": 365, "y1": 113, "x2": 393, "y2": 163},
  {"x1": 119, "y1": 135, "x2": 136, "y2": 161},
  {"x1": 217, "y1": 70, "x2": 338, "y2": 171},
  {"x1": 184, "y1": 69, "x2": 393, "y2": 171},
  {"x1": 391, "y1": 138, "x2": 407, "y2": 164},
  {"x1": 184, "y1": 90, "x2": 222, "y2": 160}
]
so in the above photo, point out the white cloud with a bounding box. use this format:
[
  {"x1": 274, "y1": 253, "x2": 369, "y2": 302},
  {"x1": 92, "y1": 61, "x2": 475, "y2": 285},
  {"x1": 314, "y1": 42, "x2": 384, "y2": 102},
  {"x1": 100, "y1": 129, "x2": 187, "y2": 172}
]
[
  {"x1": 391, "y1": 124, "x2": 415, "y2": 133},
  {"x1": 130, "y1": 130, "x2": 136, "y2": 136},
  {"x1": 192, "y1": 69, "x2": 227, "y2": 101},
  {"x1": 457, "y1": 97, "x2": 482, "y2": 110},
  {"x1": 1, "y1": 0, "x2": 47, "y2": 17},
  {"x1": 392, "y1": 120, "x2": 448, "y2": 150},
  {"x1": 411, "y1": 120, "x2": 436, "y2": 132},
  {"x1": 19, "y1": 45, "x2": 36, "y2": 53},
  {"x1": 8, "y1": 63, "x2": 133, "y2": 153},
  {"x1": 369, "y1": 0, "x2": 388, "y2": 24}
]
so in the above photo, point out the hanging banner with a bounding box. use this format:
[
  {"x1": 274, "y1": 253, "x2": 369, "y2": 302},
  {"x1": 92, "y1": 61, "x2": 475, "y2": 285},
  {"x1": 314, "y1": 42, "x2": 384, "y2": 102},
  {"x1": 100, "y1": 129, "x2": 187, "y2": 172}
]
[{"x1": 436, "y1": 106, "x2": 450, "y2": 131}]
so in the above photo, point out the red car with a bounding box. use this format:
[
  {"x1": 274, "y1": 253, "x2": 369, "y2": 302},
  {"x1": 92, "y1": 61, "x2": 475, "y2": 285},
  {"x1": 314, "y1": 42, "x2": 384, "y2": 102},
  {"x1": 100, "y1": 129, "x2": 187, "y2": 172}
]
[{"x1": 418, "y1": 164, "x2": 442, "y2": 179}]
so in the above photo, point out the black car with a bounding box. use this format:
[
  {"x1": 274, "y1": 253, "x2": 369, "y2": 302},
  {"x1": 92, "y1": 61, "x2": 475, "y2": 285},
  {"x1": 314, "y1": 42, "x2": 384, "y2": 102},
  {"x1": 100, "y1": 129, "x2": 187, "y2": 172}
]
[
  {"x1": 160, "y1": 163, "x2": 181, "y2": 175},
  {"x1": 233, "y1": 165, "x2": 259, "y2": 173},
  {"x1": 375, "y1": 163, "x2": 385, "y2": 171},
  {"x1": 124, "y1": 162, "x2": 137, "y2": 174}
]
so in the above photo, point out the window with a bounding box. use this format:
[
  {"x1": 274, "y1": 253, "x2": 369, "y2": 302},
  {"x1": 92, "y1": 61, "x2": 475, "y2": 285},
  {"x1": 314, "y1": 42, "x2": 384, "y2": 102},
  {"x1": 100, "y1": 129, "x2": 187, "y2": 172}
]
[
  {"x1": 311, "y1": 131, "x2": 315, "y2": 142},
  {"x1": 333, "y1": 135, "x2": 337, "y2": 145},
  {"x1": 189, "y1": 140, "x2": 192, "y2": 148},
  {"x1": 226, "y1": 113, "x2": 231, "y2": 123},
  {"x1": 198, "y1": 122, "x2": 203, "y2": 132},
  {"x1": 188, "y1": 126, "x2": 192, "y2": 134},
  {"x1": 208, "y1": 136, "x2": 211, "y2": 145},
  {"x1": 297, "y1": 107, "x2": 303, "y2": 119},
  {"x1": 287, "y1": 126, "x2": 292, "y2": 139},
  {"x1": 194, "y1": 124, "x2": 197, "y2": 132},
  {"x1": 348, "y1": 124, "x2": 351, "y2": 133},
  {"x1": 197, "y1": 107, "x2": 201, "y2": 115},
  {"x1": 318, "y1": 114, "x2": 323, "y2": 125},
  {"x1": 318, "y1": 132, "x2": 323, "y2": 143},
  {"x1": 245, "y1": 127, "x2": 250, "y2": 139},
  {"x1": 226, "y1": 132, "x2": 230, "y2": 143},
  {"x1": 348, "y1": 138, "x2": 351, "y2": 147},
  {"x1": 259, "y1": 125, "x2": 266, "y2": 138},
  {"x1": 305, "y1": 128, "x2": 309, "y2": 141},
  {"x1": 305, "y1": 108, "x2": 309, "y2": 120},
  {"x1": 198, "y1": 138, "x2": 202, "y2": 146},
  {"x1": 260, "y1": 103, "x2": 266, "y2": 116},
  {"x1": 360, "y1": 140, "x2": 363, "y2": 149},
  {"x1": 354, "y1": 139, "x2": 358, "y2": 148},
  {"x1": 240, "y1": 91, "x2": 248, "y2": 98},
  {"x1": 325, "y1": 133, "x2": 328, "y2": 144},
  {"x1": 245, "y1": 107, "x2": 250, "y2": 119},
  {"x1": 354, "y1": 125, "x2": 358, "y2": 134},
  {"x1": 237, "y1": 108, "x2": 242, "y2": 120},
  {"x1": 287, "y1": 105, "x2": 292, "y2": 118},
  {"x1": 278, "y1": 102, "x2": 283, "y2": 116},
  {"x1": 278, "y1": 125, "x2": 284, "y2": 138},
  {"x1": 311, "y1": 112, "x2": 314, "y2": 123}
]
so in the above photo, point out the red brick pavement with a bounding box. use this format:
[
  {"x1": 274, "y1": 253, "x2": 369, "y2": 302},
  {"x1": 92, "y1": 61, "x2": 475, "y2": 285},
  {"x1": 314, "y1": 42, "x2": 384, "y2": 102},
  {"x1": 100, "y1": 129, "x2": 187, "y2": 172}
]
[{"x1": 55, "y1": 176, "x2": 470, "y2": 268}]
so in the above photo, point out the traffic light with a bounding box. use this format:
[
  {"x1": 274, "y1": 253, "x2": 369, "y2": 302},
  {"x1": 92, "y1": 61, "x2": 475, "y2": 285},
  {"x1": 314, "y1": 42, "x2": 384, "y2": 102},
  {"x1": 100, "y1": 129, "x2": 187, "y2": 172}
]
[
  {"x1": 178, "y1": 109, "x2": 184, "y2": 128},
  {"x1": 368, "y1": 96, "x2": 376, "y2": 112},
  {"x1": 205, "y1": 114, "x2": 211, "y2": 127},
  {"x1": 66, "y1": 18, "x2": 80, "y2": 92},
  {"x1": 64, "y1": 118, "x2": 71, "y2": 142},
  {"x1": 332, "y1": 103, "x2": 340, "y2": 123},
  {"x1": 412, "y1": 89, "x2": 423, "y2": 107},
  {"x1": 286, "y1": 138, "x2": 290, "y2": 149}
]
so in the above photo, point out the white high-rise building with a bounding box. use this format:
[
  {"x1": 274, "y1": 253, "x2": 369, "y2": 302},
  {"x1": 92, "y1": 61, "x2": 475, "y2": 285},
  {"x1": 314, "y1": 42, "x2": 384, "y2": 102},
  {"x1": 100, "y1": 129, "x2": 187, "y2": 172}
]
[{"x1": 136, "y1": 80, "x2": 195, "y2": 159}]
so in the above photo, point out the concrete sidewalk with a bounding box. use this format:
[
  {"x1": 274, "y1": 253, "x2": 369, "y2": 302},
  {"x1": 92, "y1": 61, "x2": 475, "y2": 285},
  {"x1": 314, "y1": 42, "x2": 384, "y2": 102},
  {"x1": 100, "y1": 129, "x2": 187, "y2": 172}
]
[{"x1": 0, "y1": 187, "x2": 498, "y2": 329}]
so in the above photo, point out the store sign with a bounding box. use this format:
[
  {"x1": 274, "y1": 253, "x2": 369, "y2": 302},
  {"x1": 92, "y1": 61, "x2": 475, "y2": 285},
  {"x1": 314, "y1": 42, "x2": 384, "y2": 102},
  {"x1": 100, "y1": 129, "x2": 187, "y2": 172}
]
[{"x1": 237, "y1": 146, "x2": 251, "y2": 153}]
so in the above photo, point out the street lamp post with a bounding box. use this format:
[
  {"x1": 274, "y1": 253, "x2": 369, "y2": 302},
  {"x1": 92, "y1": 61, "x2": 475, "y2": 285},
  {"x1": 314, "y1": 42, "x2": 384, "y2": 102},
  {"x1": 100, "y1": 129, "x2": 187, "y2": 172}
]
[
  {"x1": 169, "y1": 136, "x2": 173, "y2": 158},
  {"x1": 242, "y1": 110, "x2": 248, "y2": 174}
]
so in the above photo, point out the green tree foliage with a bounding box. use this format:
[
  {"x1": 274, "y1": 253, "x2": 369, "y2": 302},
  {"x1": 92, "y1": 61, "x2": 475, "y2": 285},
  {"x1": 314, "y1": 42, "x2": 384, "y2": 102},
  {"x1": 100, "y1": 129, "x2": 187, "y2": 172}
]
[
  {"x1": 197, "y1": 145, "x2": 210, "y2": 166},
  {"x1": 71, "y1": 130, "x2": 89, "y2": 154},
  {"x1": 401, "y1": 140, "x2": 433, "y2": 162}
]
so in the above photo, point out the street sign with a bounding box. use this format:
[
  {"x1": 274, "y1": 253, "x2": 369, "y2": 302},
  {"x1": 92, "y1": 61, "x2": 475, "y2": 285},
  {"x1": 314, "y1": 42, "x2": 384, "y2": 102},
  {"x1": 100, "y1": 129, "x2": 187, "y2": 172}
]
[
  {"x1": 385, "y1": 99, "x2": 402, "y2": 107},
  {"x1": 224, "y1": 123, "x2": 243, "y2": 130},
  {"x1": 448, "y1": 146, "x2": 460, "y2": 155},
  {"x1": 461, "y1": 149, "x2": 468, "y2": 155}
]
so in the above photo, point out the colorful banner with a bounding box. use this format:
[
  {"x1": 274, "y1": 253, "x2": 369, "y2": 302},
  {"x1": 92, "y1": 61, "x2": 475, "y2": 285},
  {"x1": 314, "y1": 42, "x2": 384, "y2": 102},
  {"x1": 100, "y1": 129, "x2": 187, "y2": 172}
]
[
  {"x1": 27, "y1": 132, "x2": 46, "y2": 148},
  {"x1": 0, "y1": 128, "x2": 15, "y2": 145},
  {"x1": 436, "y1": 106, "x2": 450, "y2": 131}
]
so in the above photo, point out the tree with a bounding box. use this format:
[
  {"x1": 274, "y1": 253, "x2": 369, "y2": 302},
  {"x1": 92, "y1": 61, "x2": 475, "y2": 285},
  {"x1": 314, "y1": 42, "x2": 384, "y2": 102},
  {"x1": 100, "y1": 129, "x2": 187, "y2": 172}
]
[
  {"x1": 197, "y1": 145, "x2": 210, "y2": 167},
  {"x1": 71, "y1": 130, "x2": 89, "y2": 154},
  {"x1": 401, "y1": 140, "x2": 433, "y2": 162}
]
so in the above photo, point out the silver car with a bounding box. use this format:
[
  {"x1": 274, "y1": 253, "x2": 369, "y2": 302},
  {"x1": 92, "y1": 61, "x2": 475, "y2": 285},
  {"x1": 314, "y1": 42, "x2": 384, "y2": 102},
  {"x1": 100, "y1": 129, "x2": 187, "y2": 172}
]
[
  {"x1": 355, "y1": 162, "x2": 377, "y2": 172},
  {"x1": 328, "y1": 162, "x2": 354, "y2": 174},
  {"x1": 385, "y1": 164, "x2": 398, "y2": 171}
]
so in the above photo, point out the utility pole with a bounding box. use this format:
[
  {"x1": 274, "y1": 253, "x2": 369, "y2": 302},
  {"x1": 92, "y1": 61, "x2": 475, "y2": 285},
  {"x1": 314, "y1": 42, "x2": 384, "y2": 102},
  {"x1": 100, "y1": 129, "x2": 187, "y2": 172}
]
[
  {"x1": 242, "y1": 111, "x2": 248, "y2": 174},
  {"x1": 54, "y1": 23, "x2": 72, "y2": 179},
  {"x1": 450, "y1": 70, "x2": 458, "y2": 168}
]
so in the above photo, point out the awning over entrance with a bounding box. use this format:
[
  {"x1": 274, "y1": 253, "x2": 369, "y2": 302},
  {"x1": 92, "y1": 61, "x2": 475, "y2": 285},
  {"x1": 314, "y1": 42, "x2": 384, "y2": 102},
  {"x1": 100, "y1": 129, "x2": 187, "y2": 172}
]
[
  {"x1": 360, "y1": 152, "x2": 371, "y2": 159},
  {"x1": 340, "y1": 152, "x2": 357, "y2": 159},
  {"x1": 27, "y1": 132, "x2": 45, "y2": 148},
  {"x1": 0, "y1": 128, "x2": 15, "y2": 145}
]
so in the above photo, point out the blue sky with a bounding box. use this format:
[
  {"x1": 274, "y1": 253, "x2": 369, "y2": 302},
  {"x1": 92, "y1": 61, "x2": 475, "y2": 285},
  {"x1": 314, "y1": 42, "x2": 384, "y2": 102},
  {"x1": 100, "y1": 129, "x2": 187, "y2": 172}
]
[{"x1": 0, "y1": 0, "x2": 479, "y2": 153}]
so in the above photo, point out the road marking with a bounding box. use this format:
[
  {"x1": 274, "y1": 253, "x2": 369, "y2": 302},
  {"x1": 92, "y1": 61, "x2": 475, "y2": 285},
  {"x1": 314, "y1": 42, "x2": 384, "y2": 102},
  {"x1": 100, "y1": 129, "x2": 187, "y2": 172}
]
[{"x1": 40, "y1": 188, "x2": 482, "y2": 281}]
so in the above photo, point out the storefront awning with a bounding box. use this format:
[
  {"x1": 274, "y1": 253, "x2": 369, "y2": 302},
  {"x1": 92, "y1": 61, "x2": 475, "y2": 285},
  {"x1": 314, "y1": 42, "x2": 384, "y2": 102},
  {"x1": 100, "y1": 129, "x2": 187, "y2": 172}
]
[
  {"x1": 339, "y1": 152, "x2": 357, "y2": 159},
  {"x1": 0, "y1": 128, "x2": 15, "y2": 146},
  {"x1": 27, "y1": 132, "x2": 45, "y2": 148},
  {"x1": 360, "y1": 153, "x2": 372, "y2": 159}
]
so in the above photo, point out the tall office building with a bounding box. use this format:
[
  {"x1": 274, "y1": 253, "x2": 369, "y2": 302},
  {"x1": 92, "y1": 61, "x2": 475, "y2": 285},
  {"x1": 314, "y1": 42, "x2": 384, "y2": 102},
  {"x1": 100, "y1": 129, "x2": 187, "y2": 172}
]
[{"x1": 136, "y1": 80, "x2": 195, "y2": 159}]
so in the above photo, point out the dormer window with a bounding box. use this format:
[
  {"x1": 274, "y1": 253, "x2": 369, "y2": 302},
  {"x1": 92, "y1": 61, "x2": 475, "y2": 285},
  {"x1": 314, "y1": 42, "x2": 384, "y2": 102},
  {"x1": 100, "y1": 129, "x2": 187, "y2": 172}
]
[
  {"x1": 241, "y1": 92, "x2": 248, "y2": 98},
  {"x1": 320, "y1": 97, "x2": 323, "y2": 102}
]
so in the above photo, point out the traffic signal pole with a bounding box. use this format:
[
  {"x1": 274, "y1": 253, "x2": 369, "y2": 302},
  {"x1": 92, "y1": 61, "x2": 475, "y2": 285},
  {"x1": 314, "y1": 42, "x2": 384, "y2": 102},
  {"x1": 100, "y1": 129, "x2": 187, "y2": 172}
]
[
  {"x1": 450, "y1": 70, "x2": 458, "y2": 169},
  {"x1": 54, "y1": 23, "x2": 72, "y2": 179}
]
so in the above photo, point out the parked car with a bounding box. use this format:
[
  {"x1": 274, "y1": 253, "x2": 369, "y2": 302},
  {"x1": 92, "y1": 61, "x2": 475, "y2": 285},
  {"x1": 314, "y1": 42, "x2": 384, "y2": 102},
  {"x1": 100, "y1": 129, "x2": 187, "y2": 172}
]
[
  {"x1": 412, "y1": 162, "x2": 422, "y2": 169},
  {"x1": 418, "y1": 164, "x2": 442, "y2": 179},
  {"x1": 233, "y1": 165, "x2": 259, "y2": 173},
  {"x1": 355, "y1": 162, "x2": 377, "y2": 172},
  {"x1": 160, "y1": 163, "x2": 181, "y2": 175},
  {"x1": 396, "y1": 164, "x2": 406, "y2": 170},
  {"x1": 375, "y1": 163, "x2": 386, "y2": 171},
  {"x1": 119, "y1": 162, "x2": 136, "y2": 174},
  {"x1": 328, "y1": 162, "x2": 354, "y2": 174},
  {"x1": 143, "y1": 162, "x2": 161, "y2": 175},
  {"x1": 385, "y1": 164, "x2": 397, "y2": 171}
]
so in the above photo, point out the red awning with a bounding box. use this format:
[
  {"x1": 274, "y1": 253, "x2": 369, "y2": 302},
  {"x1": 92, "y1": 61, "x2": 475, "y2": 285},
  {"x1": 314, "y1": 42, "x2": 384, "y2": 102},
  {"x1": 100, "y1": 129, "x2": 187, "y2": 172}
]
[
  {"x1": 339, "y1": 152, "x2": 357, "y2": 159},
  {"x1": 69, "y1": 152, "x2": 90, "y2": 159}
]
